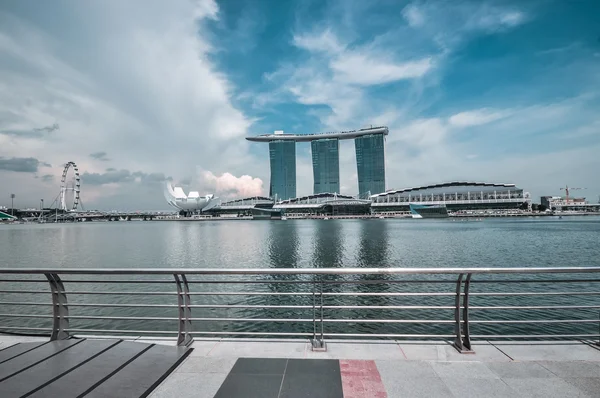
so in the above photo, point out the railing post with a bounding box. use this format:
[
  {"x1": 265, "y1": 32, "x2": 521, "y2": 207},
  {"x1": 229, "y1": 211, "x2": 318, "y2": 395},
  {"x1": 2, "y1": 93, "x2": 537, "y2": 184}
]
[
  {"x1": 453, "y1": 273, "x2": 464, "y2": 352},
  {"x1": 174, "y1": 273, "x2": 193, "y2": 346},
  {"x1": 45, "y1": 273, "x2": 69, "y2": 340},
  {"x1": 311, "y1": 276, "x2": 326, "y2": 351},
  {"x1": 462, "y1": 274, "x2": 473, "y2": 351}
]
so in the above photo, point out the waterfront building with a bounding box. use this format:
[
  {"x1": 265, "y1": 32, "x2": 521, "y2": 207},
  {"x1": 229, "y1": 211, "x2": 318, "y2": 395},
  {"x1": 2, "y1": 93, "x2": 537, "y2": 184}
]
[
  {"x1": 540, "y1": 196, "x2": 600, "y2": 212},
  {"x1": 370, "y1": 182, "x2": 529, "y2": 214},
  {"x1": 355, "y1": 133, "x2": 386, "y2": 196},
  {"x1": 274, "y1": 193, "x2": 372, "y2": 217},
  {"x1": 246, "y1": 126, "x2": 388, "y2": 198},
  {"x1": 163, "y1": 182, "x2": 217, "y2": 214},
  {"x1": 269, "y1": 138, "x2": 296, "y2": 200},
  {"x1": 311, "y1": 138, "x2": 340, "y2": 194}
]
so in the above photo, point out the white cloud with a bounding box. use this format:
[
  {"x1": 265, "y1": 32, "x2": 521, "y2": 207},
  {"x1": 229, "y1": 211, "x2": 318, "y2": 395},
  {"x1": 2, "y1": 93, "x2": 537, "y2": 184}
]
[
  {"x1": 448, "y1": 109, "x2": 510, "y2": 128},
  {"x1": 402, "y1": 4, "x2": 425, "y2": 27},
  {"x1": 0, "y1": 0, "x2": 264, "y2": 209},
  {"x1": 330, "y1": 55, "x2": 433, "y2": 86},
  {"x1": 200, "y1": 170, "x2": 264, "y2": 199}
]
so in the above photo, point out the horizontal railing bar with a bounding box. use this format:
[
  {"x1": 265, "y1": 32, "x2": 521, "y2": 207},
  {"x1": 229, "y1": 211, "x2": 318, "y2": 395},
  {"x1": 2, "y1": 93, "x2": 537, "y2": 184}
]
[
  {"x1": 0, "y1": 279, "x2": 48, "y2": 283},
  {"x1": 471, "y1": 292, "x2": 600, "y2": 296},
  {"x1": 2, "y1": 267, "x2": 599, "y2": 275},
  {"x1": 0, "y1": 326, "x2": 52, "y2": 331},
  {"x1": 0, "y1": 302, "x2": 52, "y2": 306},
  {"x1": 471, "y1": 279, "x2": 600, "y2": 283},
  {"x1": 189, "y1": 305, "x2": 314, "y2": 309},
  {"x1": 66, "y1": 315, "x2": 178, "y2": 321},
  {"x1": 470, "y1": 305, "x2": 600, "y2": 310},
  {"x1": 53, "y1": 291, "x2": 178, "y2": 296},
  {"x1": 67, "y1": 303, "x2": 178, "y2": 308},
  {"x1": 65, "y1": 329, "x2": 179, "y2": 334},
  {"x1": 323, "y1": 319, "x2": 454, "y2": 324},
  {"x1": 323, "y1": 306, "x2": 455, "y2": 309},
  {"x1": 62, "y1": 280, "x2": 173, "y2": 284},
  {"x1": 0, "y1": 290, "x2": 49, "y2": 294},
  {"x1": 471, "y1": 319, "x2": 600, "y2": 324},
  {"x1": 324, "y1": 333, "x2": 456, "y2": 338},
  {"x1": 471, "y1": 334, "x2": 600, "y2": 338},
  {"x1": 190, "y1": 332, "x2": 314, "y2": 336},
  {"x1": 186, "y1": 280, "x2": 458, "y2": 284},
  {"x1": 0, "y1": 314, "x2": 52, "y2": 318}
]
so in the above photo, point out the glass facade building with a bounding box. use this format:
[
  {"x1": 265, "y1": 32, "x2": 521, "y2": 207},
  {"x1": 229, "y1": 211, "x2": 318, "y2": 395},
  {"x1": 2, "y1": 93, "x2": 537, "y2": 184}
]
[
  {"x1": 269, "y1": 140, "x2": 296, "y2": 200},
  {"x1": 311, "y1": 138, "x2": 340, "y2": 194},
  {"x1": 355, "y1": 134, "x2": 386, "y2": 196}
]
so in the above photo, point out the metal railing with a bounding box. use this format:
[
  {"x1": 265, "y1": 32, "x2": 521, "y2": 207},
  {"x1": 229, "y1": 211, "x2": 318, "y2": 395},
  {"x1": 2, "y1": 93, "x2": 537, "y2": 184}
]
[{"x1": 0, "y1": 267, "x2": 599, "y2": 352}]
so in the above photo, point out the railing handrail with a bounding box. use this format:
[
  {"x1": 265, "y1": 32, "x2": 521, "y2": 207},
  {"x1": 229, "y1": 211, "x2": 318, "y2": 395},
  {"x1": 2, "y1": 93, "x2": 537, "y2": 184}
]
[{"x1": 1, "y1": 267, "x2": 600, "y2": 275}]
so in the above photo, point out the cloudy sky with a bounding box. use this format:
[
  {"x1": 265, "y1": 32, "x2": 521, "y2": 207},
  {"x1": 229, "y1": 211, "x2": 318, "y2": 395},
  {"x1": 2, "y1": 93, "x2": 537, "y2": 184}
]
[{"x1": 1, "y1": 0, "x2": 599, "y2": 210}]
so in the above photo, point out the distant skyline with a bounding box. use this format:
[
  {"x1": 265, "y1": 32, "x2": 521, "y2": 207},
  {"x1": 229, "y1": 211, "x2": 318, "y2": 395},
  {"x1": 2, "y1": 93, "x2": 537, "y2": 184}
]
[{"x1": 0, "y1": 0, "x2": 599, "y2": 210}]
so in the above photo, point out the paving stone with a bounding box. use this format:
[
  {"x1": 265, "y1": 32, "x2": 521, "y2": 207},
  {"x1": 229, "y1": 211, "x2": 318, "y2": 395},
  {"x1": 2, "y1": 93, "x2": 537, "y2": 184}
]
[
  {"x1": 441, "y1": 377, "x2": 519, "y2": 398},
  {"x1": 149, "y1": 372, "x2": 228, "y2": 398},
  {"x1": 214, "y1": 373, "x2": 283, "y2": 398},
  {"x1": 564, "y1": 377, "x2": 600, "y2": 397},
  {"x1": 230, "y1": 358, "x2": 288, "y2": 375},
  {"x1": 207, "y1": 341, "x2": 306, "y2": 358},
  {"x1": 306, "y1": 342, "x2": 405, "y2": 360},
  {"x1": 431, "y1": 361, "x2": 501, "y2": 379},
  {"x1": 279, "y1": 373, "x2": 343, "y2": 398},
  {"x1": 503, "y1": 377, "x2": 592, "y2": 398},
  {"x1": 379, "y1": 376, "x2": 453, "y2": 398},
  {"x1": 496, "y1": 343, "x2": 600, "y2": 361},
  {"x1": 286, "y1": 358, "x2": 341, "y2": 377},
  {"x1": 375, "y1": 360, "x2": 438, "y2": 379},
  {"x1": 538, "y1": 361, "x2": 600, "y2": 378},
  {"x1": 486, "y1": 362, "x2": 556, "y2": 379},
  {"x1": 176, "y1": 356, "x2": 237, "y2": 373}
]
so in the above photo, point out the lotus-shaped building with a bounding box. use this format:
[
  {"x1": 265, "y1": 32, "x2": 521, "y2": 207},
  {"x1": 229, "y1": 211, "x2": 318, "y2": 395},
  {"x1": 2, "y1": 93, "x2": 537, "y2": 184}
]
[{"x1": 164, "y1": 182, "x2": 218, "y2": 212}]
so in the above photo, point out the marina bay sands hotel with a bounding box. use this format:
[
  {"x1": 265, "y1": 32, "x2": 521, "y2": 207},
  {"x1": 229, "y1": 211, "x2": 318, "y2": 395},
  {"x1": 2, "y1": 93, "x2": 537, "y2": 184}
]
[{"x1": 246, "y1": 126, "x2": 388, "y2": 200}]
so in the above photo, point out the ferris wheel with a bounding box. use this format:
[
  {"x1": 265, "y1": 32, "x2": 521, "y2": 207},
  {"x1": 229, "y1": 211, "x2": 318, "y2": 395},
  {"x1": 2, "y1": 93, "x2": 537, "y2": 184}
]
[{"x1": 59, "y1": 161, "x2": 81, "y2": 211}]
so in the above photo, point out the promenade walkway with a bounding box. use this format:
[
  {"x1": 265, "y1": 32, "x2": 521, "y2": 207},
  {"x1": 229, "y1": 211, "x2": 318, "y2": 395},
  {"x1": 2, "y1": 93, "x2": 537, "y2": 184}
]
[{"x1": 2, "y1": 335, "x2": 599, "y2": 397}]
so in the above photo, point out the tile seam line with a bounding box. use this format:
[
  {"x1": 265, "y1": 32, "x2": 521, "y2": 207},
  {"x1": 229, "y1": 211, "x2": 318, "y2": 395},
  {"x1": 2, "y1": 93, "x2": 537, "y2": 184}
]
[
  {"x1": 397, "y1": 341, "x2": 408, "y2": 360},
  {"x1": 276, "y1": 358, "x2": 289, "y2": 398},
  {"x1": 204, "y1": 340, "x2": 220, "y2": 357},
  {"x1": 487, "y1": 340, "x2": 514, "y2": 361}
]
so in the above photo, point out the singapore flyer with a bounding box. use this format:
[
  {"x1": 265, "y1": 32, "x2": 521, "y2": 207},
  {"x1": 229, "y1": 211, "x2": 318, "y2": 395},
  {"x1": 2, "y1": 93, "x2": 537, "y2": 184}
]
[{"x1": 59, "y1": 161, "x2": 81, "y2": 211}]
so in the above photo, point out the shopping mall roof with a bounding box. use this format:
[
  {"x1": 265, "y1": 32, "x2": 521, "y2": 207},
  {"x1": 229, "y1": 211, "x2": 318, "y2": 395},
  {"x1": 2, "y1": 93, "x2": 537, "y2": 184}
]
[
  {"x1": 371, "y1": 182, "x2": 519, "y2": 198},
  {"x1": 246, "y1": 126, "x2": 388, "y2": 142}
]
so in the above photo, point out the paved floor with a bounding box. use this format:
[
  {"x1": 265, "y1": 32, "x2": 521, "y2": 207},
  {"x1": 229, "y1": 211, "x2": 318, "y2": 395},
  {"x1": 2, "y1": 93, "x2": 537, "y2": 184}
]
[
  {"x1": 148, "y1": 339, "x2": 600, "y2": 398},
  {"x1": 2, "y1": 336, "x2": 600, "y2": 397}
]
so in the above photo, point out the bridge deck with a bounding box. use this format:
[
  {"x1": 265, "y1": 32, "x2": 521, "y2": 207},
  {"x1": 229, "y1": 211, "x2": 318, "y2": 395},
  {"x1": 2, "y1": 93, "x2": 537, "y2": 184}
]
[{"x1": 0, "y1": 338, "x2": 191, "y2": 398}]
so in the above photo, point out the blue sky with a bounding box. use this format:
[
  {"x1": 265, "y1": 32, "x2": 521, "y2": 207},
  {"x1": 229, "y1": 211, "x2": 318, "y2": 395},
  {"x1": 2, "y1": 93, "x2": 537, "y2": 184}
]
[{"x1": 0, "y1": 0, "x2": 599, "y2": 209}]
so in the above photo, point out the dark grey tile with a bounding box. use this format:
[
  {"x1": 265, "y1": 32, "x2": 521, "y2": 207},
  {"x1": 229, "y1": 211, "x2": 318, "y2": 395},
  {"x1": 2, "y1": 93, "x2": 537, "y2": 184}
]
[
  {"x1": 285, "y1": 359, "x2": 340, "y2": 377},
  {"x1": 214, "y1": 373, "x2": 282, "y2": 398},
  {"x1": 279, "y1": 373, "x2": 343, "y2": 398},
  {"x1": 230, "y1": 358, "x2": 288, "y2": 375}
]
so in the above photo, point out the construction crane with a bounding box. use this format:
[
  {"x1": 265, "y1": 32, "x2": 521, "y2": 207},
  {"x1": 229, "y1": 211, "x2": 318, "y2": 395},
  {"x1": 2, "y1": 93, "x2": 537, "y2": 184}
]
[{"x1": 560, "y1": 185, "x2": 586, "y2": 204}]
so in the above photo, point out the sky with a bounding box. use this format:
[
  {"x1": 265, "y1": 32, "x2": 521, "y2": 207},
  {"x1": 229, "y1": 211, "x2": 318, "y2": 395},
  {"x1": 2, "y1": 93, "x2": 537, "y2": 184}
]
[{"x1": 0, "y1": 0, "x2": 599, "y2": 210}]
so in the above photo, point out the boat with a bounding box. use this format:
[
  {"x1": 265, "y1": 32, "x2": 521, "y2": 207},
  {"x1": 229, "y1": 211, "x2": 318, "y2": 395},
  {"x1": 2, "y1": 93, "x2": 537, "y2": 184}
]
[
  {"x1": 280, "y1": 216, "x2": 288, "y2": 221},
  {"x1": 409, "y1": 203, "x2": 449, "y2": 219}
]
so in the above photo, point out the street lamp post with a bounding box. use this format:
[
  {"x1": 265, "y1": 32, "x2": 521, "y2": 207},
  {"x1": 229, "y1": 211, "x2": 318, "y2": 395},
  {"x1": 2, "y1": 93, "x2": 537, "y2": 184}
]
[{"x1": 10, "y1": 194, "x2": 15, "y2": 217}]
